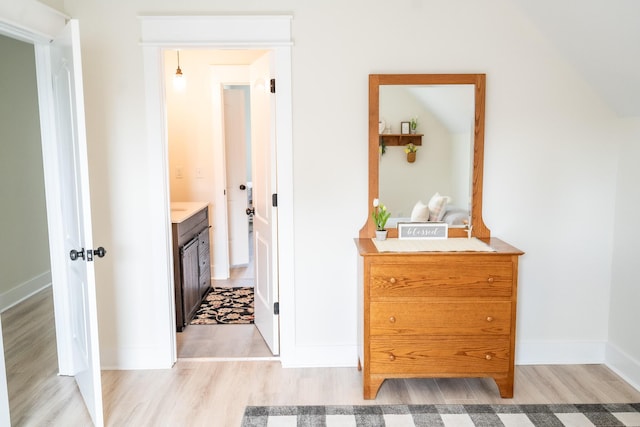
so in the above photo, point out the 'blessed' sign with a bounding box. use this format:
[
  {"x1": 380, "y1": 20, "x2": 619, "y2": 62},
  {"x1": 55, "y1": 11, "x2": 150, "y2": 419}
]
[{"x1": 398, "y1": 222, "x2": 448, "y2": 240}]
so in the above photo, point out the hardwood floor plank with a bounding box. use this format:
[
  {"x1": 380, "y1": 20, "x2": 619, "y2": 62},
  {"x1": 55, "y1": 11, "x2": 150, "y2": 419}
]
[
  {"x1": 434, "y1": 377, "x2": 477, "y2": 404},
  {"x1": 3, "y1": 287, "x2": 640, "y2": 426}
]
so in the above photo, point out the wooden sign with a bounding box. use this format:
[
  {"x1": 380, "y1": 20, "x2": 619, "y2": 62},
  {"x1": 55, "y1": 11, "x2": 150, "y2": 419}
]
[{"x1": 398, "y1": 222, "x2": 448, "y2": 240}]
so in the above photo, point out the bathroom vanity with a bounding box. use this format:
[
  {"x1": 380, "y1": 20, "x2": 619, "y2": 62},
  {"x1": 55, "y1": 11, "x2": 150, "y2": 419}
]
[
  {"x1": 357, "y1": 74, "x2": 523, "y2": 399},
  {"x1": 171, "y1": 202, "x2": 211, "y2": 331}
]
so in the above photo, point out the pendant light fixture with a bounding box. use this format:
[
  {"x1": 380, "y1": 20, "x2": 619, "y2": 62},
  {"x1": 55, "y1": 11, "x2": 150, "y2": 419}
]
[{"x1": 173, "y1": 50, "x2": 185, "y2": 90}]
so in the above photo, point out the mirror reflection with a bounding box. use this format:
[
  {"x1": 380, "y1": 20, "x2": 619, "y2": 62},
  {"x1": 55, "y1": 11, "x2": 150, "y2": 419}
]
[{"x1": 379, "y1": 84, "x2": 475, "y2": 228}]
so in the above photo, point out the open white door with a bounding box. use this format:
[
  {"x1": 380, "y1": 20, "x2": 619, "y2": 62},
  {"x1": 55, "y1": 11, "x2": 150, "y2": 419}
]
[
  {"x1": 49, "y1": 19, "x2": 104, "y2": 426},
  {"x1": 224, "y1": 88, "x2": 250, "y2": 266},
  {"x1": 250, "y1": 52, "x2": 279, "y2": 355}
]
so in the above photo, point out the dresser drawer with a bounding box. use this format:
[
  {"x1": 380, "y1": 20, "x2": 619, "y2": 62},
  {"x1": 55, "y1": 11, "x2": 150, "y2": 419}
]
[
  {"x1": 369, "y1": 261, "x2": 513, "y2": 298},
  {"x1": 369, "y1": 336, "x2": 510, "y2": 375},
  {"x1": 370, "y1": 302, "x2": 511, "y2": 336}
]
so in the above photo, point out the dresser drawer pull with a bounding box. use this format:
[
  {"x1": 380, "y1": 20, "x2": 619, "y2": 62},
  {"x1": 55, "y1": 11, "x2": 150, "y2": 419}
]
[
  {"x1": 487, "y1": 277, "x2": 494, "y2": 283},
  {"x1": 389, "y1": 277, "x2": 397, "y2": 284},
  {"x1": 486, "y1": 316, "x2": 494, "y2": 322},
  {"x1": 485, "y1": 354, "x2": 492, "y2": 360},
  {"x1": 389, "y1": 316, "x2": 396, "y2": 323},
  {"x1": 389, "y1": 354, "x2": 396, "y2": 361}
]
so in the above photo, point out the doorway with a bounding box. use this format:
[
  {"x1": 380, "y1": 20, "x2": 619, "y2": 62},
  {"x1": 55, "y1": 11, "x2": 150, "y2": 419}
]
[
  {"x1": 140, "y1": 14, "x2": 294, "y2": 368},
  {"x1": 163, "y1": 49, "x2": 275, "y2": 359},
  {"x1": 0, "y1": 33, "x2": 58, "y2": 422}
]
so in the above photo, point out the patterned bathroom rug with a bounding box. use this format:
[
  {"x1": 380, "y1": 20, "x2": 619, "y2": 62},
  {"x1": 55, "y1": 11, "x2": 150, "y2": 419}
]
[
  {"x1": 191, "y1": 287, "x2": 254, "y2": 325},
  {"x1": 241, "y1": 403, "x2": 640, "y2": 426}
]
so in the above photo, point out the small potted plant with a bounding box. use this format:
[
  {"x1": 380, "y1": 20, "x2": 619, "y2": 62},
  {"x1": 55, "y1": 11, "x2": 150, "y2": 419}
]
[
  {"x1": 410, "y1": 117, "x2": 418, "y2": 134},
  {"x1": 404, "y1": 143, "x2": 418, "y2": 163},
  {"x1": 372, "y1": 198, "x2": 391, "y2": 240}
]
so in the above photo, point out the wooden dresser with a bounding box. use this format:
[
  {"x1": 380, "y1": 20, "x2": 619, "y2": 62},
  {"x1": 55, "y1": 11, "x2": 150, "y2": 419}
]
[{"x1": 355, "y1": 237, "x2": 523, "y2": 399}]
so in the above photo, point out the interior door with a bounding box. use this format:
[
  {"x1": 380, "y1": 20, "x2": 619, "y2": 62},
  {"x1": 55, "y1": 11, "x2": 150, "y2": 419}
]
[
  {"x1": 250, "y1": 52, "x2": 279, "y2": 355},
  {"x1": 224, "y1": 88, "x2": 250, "y2": 266},
  {"x1": 50, "y1": 19, "x2": 104, "y2": 426}
]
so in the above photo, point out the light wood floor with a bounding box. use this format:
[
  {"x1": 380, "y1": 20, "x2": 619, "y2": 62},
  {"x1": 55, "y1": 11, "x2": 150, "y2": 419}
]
[
  {"x1": 177, "y1": 256, "x2": 273, "y2": 359},
  {"x1": 3, "y1": 287, "x2": 640, "y2": 427}
]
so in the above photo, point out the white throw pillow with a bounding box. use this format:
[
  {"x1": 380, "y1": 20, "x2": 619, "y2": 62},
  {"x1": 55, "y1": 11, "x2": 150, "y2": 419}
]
[
  {"x1": 410, "y1": 201, "x2": 429, "y2": 222},
  {"x1": 428, "y1": 192, "x2": 450, "y2": 222}
]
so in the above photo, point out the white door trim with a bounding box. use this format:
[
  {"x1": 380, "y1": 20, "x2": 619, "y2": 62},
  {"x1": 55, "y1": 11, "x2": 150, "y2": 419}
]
[
  {"x1": 140, "y1": 15, "x2": 295, "y2": 365},
  {"x1": 0, "y1": 2, "x2": 67, "y2": 43}
]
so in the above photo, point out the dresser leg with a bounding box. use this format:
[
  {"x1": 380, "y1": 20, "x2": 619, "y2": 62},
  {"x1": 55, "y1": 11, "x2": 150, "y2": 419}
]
[
  {"x1": 357, "y1": 358, "x2": 362, "y2": 371},
  {"x1": 364, "y1": 377, "x2": 385, "y2": 399},
  {"x1": 494, "y1": 377, "x2": 514, "y2": 398}
]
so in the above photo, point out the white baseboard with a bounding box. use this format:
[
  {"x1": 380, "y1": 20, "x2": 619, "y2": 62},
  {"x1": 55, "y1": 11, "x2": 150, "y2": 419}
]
[
  {"x1": 0, "y1": 271, "x2": 52, "y2": 313},
  {"x1": 605, "y1": 342, "x2": 640, "y2": 392},
  {"x1": 280, "y1": 344, "x2": 358, "y2": 368},
  {"x1": 211, "y1": 264, "x2": 228, "y2": 280},
  {"x1": 515, "y1": 339, "x2": 606, "y2": 365}
]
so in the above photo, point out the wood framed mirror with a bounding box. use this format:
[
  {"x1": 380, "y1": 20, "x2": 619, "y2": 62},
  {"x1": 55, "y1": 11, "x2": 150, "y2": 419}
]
[{"x1": 360, "y1": 74, "x2": 490, "y2": 239}]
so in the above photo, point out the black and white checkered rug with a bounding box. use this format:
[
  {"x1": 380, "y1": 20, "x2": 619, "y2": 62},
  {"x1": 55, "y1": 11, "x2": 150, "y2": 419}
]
[{"x1": 242, "y1": 403, "x2": 640, "y2": 426}]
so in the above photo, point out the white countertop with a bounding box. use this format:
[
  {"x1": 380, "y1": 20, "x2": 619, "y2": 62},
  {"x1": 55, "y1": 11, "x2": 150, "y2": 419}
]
[{"x1": 170, "y1": 202, "x2": 209, "y2": 224}]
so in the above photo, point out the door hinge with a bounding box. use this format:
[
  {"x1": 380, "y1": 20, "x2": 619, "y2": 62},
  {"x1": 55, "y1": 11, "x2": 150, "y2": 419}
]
[
  {"x1": 270, "y1": 78, "x2": 276, "y2": 94},
  {"x1": 272, "y1": 193, "x2": 278, "y2": 207},
  {"x1": 274, "y1": 302, "x2": 279, "y2": 315}
]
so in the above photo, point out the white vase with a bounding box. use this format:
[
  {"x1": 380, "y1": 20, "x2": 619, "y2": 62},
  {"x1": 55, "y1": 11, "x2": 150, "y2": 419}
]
[{"x1": 375, "y1": 230, "x2": 388, "y2": 241}]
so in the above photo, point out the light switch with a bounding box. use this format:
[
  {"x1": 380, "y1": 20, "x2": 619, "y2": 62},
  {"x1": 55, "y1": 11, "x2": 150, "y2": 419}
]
[
  {"x1": 176, "y1": 166, "x2": 183, "y2": 179},
  {"x1": 196, "y1": 168, "x2": 204, "y2": 179}
]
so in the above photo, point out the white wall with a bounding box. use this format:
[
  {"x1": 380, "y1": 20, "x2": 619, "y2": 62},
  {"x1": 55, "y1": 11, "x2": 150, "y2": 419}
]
[
  {"x1": 58, "y1": 0, "x2": 635, "y2": 378},
  {"x1": 0, "y1": 35, "x2": 51, "y2": 311},
  {"x1": 165, "y1": 50, "x2": 217, "y2": 204},
  {"x1": 607, "y1": 118, "x2": 640, "y2": 389}
]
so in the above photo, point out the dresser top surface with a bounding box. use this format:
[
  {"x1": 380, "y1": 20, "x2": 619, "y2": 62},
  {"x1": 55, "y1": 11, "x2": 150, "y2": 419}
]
[{"x1": 354, "y1": 237, "x2": 523, "y2": 257}]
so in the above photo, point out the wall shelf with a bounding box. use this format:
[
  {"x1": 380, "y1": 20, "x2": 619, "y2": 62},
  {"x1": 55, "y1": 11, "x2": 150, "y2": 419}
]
[{"x1": 379, "y1": 134, "x2": 423, "y2": 146}]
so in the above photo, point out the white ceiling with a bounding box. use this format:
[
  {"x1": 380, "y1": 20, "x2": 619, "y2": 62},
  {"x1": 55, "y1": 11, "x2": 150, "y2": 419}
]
[{"x1": 512, "y1": 0, "x2": 640, "y2": 117}]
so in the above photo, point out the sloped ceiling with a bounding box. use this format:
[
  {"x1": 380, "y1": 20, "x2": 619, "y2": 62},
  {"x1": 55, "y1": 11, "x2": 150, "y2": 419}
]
[
  {"x1": 512, "y1": 0, "x2": 640, "y2": 117},
  {"x1": 407, "y1": 85, "x2": 474, "y2": 133}
]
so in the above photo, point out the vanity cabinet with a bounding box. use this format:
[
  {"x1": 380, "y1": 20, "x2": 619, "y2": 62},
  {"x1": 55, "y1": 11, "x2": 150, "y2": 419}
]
[
  {"x1": 197, "y1": 228, "x2": 211, "y2": 297},
  {"x1": 180, "y1": 237, "x2": 200, "y2": 329},
  {"x1": 172, "y1": 205, "x2": 211, "y2": 331},
  {"x1": 355, "y1": 237, "x2": 523, "y2": 399}
]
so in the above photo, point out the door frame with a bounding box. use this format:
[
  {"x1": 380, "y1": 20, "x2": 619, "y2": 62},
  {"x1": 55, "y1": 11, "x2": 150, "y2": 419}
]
[{"x1": 139, "y1": 15, "x2": 295, "y2": 364}]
